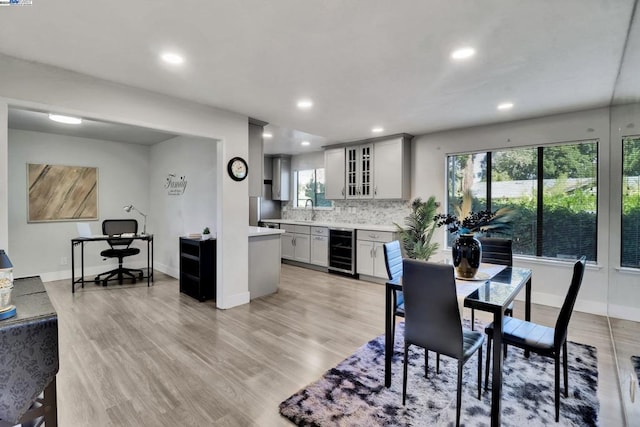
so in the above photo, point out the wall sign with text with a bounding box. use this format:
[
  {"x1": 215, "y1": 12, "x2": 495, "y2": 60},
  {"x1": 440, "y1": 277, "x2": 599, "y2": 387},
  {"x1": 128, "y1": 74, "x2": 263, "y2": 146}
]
[{"x1": 165, "y1": 174, "x2": 187, "y2": 195}]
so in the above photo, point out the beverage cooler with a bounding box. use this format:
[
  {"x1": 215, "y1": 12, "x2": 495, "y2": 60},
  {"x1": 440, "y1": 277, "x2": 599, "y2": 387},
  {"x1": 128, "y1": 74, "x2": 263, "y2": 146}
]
[{"x1": 328, "y1": 228, "x2": 356, "y2": 276}]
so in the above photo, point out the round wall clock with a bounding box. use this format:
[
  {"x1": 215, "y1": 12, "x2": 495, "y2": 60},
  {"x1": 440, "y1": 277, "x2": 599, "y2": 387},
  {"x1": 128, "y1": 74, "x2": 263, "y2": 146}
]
[{"x1": 227, "y1": 157, "x2": 248, "y2": 181}]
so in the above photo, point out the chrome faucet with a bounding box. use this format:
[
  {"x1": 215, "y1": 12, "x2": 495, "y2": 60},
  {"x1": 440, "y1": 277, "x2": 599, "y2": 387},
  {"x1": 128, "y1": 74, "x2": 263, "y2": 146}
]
[{"x1": 305, "y1": 199, "x2": 316, "y2": 221}]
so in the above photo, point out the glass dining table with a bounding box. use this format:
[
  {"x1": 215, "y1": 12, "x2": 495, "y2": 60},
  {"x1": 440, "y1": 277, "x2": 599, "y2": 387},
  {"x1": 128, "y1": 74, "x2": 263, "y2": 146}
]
[{"x1": 384, "y1": 264, "x2": 532, "y2": 427}]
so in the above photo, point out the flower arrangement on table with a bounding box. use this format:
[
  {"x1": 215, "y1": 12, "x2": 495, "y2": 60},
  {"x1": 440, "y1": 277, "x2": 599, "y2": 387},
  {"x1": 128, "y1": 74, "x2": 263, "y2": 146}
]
[
  {"x1": 433, "y1": 189, "x2": 514, "y2": 236},
  {"x1": 433, "y1": 189, "x2": 514, "y2": 278}
]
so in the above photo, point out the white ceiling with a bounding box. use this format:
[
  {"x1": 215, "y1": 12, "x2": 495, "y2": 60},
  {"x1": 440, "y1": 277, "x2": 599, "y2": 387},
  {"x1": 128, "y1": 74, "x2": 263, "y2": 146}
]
[
  {"x1": 8, "y1": 109, "x2": 177, "y2": 145},
  {"x1": 1, "y1": 1, "x2": 639, "y2": 155}
]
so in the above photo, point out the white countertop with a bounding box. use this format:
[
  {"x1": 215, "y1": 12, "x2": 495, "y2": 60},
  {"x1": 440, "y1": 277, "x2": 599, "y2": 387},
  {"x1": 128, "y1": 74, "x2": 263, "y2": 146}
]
[
  {"x1": 248, "y1": 226, "x2": 286, "y2": 237},
  {"x1": 260, "y1": 219, "x2": 397, "y2": 232}
]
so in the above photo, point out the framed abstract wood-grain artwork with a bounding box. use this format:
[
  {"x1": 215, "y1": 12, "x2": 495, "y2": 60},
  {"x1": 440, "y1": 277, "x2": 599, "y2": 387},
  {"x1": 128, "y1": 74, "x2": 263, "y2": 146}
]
[{"x1": 27, "y1": 163, "x2": 98, "y2": 222}]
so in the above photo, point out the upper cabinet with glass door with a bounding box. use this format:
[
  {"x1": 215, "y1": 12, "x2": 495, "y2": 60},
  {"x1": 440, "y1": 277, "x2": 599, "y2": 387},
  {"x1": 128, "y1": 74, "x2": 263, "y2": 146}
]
[{"x1": 324, "y1": 135, "x2": 411, "y2": 200}]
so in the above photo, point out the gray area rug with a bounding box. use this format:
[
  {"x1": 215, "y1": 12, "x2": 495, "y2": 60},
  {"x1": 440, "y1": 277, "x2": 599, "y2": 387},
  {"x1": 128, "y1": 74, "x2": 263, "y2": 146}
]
[
  {"x1": 632, "y1": 356, "x2": 640, "y2": 384},
  {"x1": 280, "y1": 322, "x2": 599, "y2": 426}
]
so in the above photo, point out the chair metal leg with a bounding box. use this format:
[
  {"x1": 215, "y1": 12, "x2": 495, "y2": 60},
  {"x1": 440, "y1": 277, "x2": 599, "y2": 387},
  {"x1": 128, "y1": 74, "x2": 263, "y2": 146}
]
[
  {"x1": 436, "y1": 352, "x2": 440, "y2": 374},
  {"x1": 456, "y1": 360, "x2": 463, "y2": 427},
  {"x1": 563, "y1": 341, "x2": 568, "y2": 397},
  {"x1": 477, "y1": 344, "x2": 483, "y2": 400},
  {"x1": 485, "y1": 336, "x2": 492, "y2": 390},
  {"x1": 391, "y1": 291, "x2": 397, "y2": 336},
  {"x1": 402, "y1": 342, "x2": 409, "y2": 406},
  {"x1": 471, "y1": 308, "x2": 475, "y2": 330},
  {"x1": 555, "y1": 354, "x2": 560, "y2": 422},
  {"x1": 424, "y1": 349, "x2": 428, "y2": 378}
]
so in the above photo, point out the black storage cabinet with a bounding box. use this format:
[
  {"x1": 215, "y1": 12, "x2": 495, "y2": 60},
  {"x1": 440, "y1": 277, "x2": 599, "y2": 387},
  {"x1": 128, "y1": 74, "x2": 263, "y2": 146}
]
[{"x1": 179, "y1": 237, "x2": 216, "y2": 301}]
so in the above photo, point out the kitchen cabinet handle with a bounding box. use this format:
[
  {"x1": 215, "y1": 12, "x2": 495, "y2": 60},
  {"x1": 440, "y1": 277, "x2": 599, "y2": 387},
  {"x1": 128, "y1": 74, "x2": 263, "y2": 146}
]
[
  {"x1": 342, "y1": 187, "x2": 345, "y2": 196},
  {"x1": 374, "y1": 186, "x2": 377, "y2": 196},
  {"x1": 373, "y1": 246, "x2": 377, "y2": 258},
  {"x1": 370, "y1": 247, "x2": 373, "y2": 257}
]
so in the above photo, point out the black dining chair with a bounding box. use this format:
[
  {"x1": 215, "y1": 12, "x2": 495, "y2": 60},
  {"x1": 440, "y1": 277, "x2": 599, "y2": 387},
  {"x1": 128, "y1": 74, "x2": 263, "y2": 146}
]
[
  {"x1": 94, "y1": 219, "x2": 143, "y2": 286},
  {"x1": 383, "y1": 240, "x2": 404, "y2": 332},
  {"x1": 471, "y1": 237, "x2": 514, "y2": 330},
  {"x1": 402, "y1": 259, "x2": 484, "y2": 427},
  {"x1": 484, "y1": 256, "x2": 586, "y2": 422}
]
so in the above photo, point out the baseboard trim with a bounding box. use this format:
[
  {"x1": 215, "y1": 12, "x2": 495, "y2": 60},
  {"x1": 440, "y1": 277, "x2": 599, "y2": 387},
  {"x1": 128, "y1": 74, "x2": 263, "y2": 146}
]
[
  {"x1": 217, "y1": 291, "x2": 250, "y2": 309},
  {"x1": 608, "y1": 304, "x2": 640, "y2": 322}
]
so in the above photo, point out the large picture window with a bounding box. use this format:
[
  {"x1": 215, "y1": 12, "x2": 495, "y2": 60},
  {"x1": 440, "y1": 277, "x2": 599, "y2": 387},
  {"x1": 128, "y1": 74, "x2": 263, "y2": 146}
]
[
  {"x1": 294, "y1": 168, "x2": 331, "y2": 208},
  {"x1": 622, "y1": 136, "x2": 640, "y2": 268},
  {"x1": 447, "y1": 140, "x2": 598, "y2": 261}
]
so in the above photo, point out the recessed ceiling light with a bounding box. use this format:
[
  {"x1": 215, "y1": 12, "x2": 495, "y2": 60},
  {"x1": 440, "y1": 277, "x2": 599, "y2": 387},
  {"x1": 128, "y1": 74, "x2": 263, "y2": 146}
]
[
  {"x1": 451, "y1": 47, "x2": 476, "y2": 60},
  {"x1": 372, "y1": 127, "x2": 384, "y2": 133},
  {"x1": 297, "y1": 99, "x2": 313, "y2": 109},
  {"x1": 263, "y1": 132, "x2": 273, "y2": 139},
  {"x1": 301, "y1": 141, "x2": 310, "y2": 146},
  {"x1": 49, "y1": 114, "x2": 82, "y2": 125},
  {"x1": 161, "y1": 52, "x2": 184, "y2": 65},
  {"x1": 497, "y1": 102, "x2": 514, "y2": 111}
]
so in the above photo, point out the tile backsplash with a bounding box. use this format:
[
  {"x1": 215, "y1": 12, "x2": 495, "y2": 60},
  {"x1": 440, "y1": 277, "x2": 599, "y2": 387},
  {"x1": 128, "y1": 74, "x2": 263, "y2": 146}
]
[{"x1": 282, "y1": 199, "x2": 411, "y2": 226}]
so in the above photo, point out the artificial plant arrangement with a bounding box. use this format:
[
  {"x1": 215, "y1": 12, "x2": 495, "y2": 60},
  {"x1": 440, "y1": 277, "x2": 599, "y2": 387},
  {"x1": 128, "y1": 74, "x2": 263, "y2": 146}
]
[
  {"x1": 394, "y1": 196, "x2": 439, "y2": 261},
  {"x1": 434, "y1": 189, "x2": 514, "y2": 236}
]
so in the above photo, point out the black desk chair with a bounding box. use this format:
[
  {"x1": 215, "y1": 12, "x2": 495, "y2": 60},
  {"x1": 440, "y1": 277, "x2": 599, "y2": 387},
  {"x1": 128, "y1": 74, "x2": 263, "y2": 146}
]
[
  {"x1": 471, "y1": 237, "x2": 514, "y2": 329},
  {"x1": 94, "y1": 219, "x2": 143, "y2": 286},
  {"x1": 484, "y1": 256, "x2": 586, "y2": 422},
  {"x1": 402, "y1": 259, "x2": 484, "y2": 427}
]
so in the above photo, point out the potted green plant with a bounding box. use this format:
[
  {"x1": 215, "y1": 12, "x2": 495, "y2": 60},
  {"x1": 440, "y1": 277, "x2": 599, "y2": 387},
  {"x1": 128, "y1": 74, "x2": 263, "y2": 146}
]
[
  {"x1": 394, "y1": 196, "x2": 439, "y2": 261},
  {"x1": 202, "y1": 227, "x2": 212, "y2": 240}
]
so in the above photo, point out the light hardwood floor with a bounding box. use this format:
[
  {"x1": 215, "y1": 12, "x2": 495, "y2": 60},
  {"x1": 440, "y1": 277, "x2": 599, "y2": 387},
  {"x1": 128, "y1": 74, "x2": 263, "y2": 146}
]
[{"x1": 43, "y1": 264, "x2": 625, "y2": 426}]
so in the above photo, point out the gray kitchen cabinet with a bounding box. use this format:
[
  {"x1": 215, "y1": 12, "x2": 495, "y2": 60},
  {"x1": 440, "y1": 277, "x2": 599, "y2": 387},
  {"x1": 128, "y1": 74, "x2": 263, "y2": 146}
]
[
  {"x1": 309, "y1": 226, "x2": 328, "y2": 266},
  {"x1": 281, "y1": 232, "x2": 295, "y2": 259},
  {"x1": 280, "y1": 223, "x2": 310, "y2": 263},
  {"x1": 373, "y1": 136, "x2": 411, "y2": 200},
  {"x1": 356, "y1": 229, "x2": 395, "y2": 278},
  {"x1": 325, "y1": 134, "x2": 411, "y2": 201},
  {"x1": 324, "y1": 147, "x2": 345, "y2": 199},
  {"x1": 272, "y1": 156, "x2": 291, "y2": 201},
  {"x1": 248, "y1": 120, "x2": 266, "y2": 197}
]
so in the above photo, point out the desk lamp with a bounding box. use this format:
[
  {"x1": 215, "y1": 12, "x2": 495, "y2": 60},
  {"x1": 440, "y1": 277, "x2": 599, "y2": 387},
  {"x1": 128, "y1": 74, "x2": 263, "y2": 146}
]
[
  {"x1": 123, "y1": 205, "x2": 147, "y2": 235},
  {"x1": 0, "y1": 249, "x2": 16, "y2": 320}
]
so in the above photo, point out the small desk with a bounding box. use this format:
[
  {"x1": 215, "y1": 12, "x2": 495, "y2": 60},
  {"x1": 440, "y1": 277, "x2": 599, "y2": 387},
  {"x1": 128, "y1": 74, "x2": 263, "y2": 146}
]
[
  {"x1": 0, "y1": 276, "x2": 58, "y2": 426},
  {"x1": 384, "y1": 265, "x2": 532, "y2": 427},
  {"x1": 71, "y1": 234, "x2": 154, "y2": 293}
]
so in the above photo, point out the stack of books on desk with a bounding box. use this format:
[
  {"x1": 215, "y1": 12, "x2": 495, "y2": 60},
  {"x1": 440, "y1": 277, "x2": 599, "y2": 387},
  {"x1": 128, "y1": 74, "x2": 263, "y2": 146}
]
[{"x1": 188, "y1": 233, "x2": 202, "y2": 239}]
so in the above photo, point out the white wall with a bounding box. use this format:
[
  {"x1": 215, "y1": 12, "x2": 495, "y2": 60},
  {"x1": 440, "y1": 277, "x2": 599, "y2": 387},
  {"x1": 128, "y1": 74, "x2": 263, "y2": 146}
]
[
  {"x1": 413, "y1": 107, "x2": 612, "y2": 317},
  {"x1": 150, "y1": 135, "x2": 217, "y2": 277},
  {"x1": 0, "y1": 54, "x2": 249, "y2": 309},
  {"x1": 8, "y1": 129, "x2": 150, "y2": 280}
]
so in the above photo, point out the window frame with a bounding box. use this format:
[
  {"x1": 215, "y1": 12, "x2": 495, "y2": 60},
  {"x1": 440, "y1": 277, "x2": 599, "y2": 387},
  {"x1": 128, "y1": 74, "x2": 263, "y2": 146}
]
[
  {"x1": 293, "y1": 168, "x2": 332, "y2": 209},
  {"x1": 621, "y1": 135, "x2": 640, "y2": 268},
  {"x1": 445, "y1": 139, "x2": 599, "y2": 262}
]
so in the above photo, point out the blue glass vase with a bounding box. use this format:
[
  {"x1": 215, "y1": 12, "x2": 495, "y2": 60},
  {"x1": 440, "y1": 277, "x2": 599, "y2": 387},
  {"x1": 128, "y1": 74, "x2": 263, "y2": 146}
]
[{"x1": 452, "y1": 234, "x2": 482, "y2": 278}]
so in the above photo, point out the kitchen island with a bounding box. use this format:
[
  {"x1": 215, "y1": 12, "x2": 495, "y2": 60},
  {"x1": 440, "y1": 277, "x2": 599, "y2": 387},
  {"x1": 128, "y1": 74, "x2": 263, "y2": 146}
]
[{"x1": 248, "y1": 226, "x2": 285, "y2": 299}]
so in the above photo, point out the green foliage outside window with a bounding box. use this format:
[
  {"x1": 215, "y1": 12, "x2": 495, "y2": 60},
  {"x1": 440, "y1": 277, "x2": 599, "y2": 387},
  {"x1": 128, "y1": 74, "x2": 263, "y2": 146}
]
[
  {"x1": 446, "y1": 140, "x2": 598, "y2": 261},
  {"x1": 622, "y1": 137, "x2": 640, "y2": 267},
  {"x1": 296, "y1": 168, "x2": 331, "y2": 208}
]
